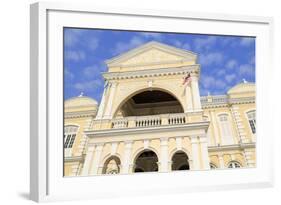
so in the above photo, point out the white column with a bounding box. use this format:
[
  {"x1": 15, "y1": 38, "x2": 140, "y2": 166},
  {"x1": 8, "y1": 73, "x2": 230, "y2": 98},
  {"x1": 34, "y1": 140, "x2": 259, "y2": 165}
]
[
  {"x1": 190, "y1": 136, "x2": 200, "y2": 170},
  {"x1": 81, "y1": 146, "x2": 95, "y2": 176},
  {"x1": 191, "y1": 75, "x2": 202, "y2": 111},
  {"x1": 185, "y1": 85, "x2": 193, "y2": 112},
  {"x1": 95, "y1": 84, "x2": 109, "y2": 119},
  {"x1": 199, "y1": 136, "x2": 210, "y2": 170},
  {"x1": 122, "y1": 140, "x2": 133, "y2": 174},
  {"x1": 103, "y1": 82, "x2": 117, "y2": 119},
  {"x1": 218, "y1": 154, "x2": 225, "y2": 169},
  {"x1": 89, "y1": 143, "x2": 104, "y2": 175},
  {"x1": 160, "y1": 137, "x2": 169, "y2": 172}
]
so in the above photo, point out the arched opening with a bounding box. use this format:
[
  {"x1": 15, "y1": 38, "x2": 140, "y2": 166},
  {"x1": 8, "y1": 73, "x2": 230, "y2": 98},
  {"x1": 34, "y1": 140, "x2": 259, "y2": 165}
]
[
  {"x1": 227, "y1": 161, "x2": 242, "y2": 169},
  {"x1": 134, "y1": 150, "x2": 159, "y2": 173},
  {"x1": 102, "y1": 156, "x2": 121, "y2": 174},
  {"x1": 115, "y1": 89, "x2": 184, "y2": 117},
  {"x1": 171, "y1": 151, "x2": 190, "y2": 171}
]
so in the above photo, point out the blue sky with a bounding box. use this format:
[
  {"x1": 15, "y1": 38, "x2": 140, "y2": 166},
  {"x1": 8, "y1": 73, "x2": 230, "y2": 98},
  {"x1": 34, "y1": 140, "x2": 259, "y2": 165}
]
[{"x1": 64, "y1": 28, "x2": 255, "y2": 102}]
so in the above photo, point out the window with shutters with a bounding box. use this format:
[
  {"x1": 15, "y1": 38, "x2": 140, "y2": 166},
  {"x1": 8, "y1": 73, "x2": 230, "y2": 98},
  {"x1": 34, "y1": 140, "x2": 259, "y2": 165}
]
[
  {"x1": 64, "y1": 125, "x2": 79, "y2": 149},
  {"x1": 247, "y1": 110, "x2": 256, "y2": 134}
]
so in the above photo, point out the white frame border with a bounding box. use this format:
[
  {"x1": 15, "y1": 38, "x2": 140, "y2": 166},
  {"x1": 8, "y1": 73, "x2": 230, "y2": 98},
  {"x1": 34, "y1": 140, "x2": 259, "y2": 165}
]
[{"x1": 30, "y1": 2, "x2": 274, "y2": 202}]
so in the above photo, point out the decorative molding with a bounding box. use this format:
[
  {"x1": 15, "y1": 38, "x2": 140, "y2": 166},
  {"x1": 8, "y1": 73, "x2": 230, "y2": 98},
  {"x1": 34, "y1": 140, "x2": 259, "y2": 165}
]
[
  {"x1": 85, "y1": 121, "x2": 209, "y2": 138},
  {"x1": 201, "y1": 95, "x2": 255, "y2": 108},
  {"x1": 64, "y1": 110, "x2": 97, "y2": 119},
  {"x1": 102, "y1": 65, "x2": 199, "y2": 80},
  {"x1": 208, "y1": 142, "x2": 255, "y2": 152}
]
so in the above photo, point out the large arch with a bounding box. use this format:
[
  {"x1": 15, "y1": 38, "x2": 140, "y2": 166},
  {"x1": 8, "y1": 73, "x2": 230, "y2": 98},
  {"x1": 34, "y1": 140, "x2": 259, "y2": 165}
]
[
  {"x1": 113, "y1": 87, "x2": 185, "y2": 118},
  {"x1": 171, "y1": 151, "x2": 190, "y2": 171},
  {"x1": 133, "y1": 149, "x2": 159, "y2": 173},
  {"x1": 102, "y1": 155, "x2": 121, "y2": 174}
]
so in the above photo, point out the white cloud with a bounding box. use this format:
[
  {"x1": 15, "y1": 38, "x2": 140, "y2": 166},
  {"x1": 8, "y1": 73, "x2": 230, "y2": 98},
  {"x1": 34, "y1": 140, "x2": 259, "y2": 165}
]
[
  {"x1": 64, "y1": 67, "x2": 74, "y2": 80},
  {"x1": 225, "y1": 74, "x2": 236, "y2": 83},
  {"x1": 74, "y1": 79, "x2": 103, "y2": 91},
  {"x1": 201, "y1": 75, "x2": 226, "y2": 89},
  {"x1": 88, "y1": 38, "x2": 99, "y2": 51},
  {"x1": 216, "y1": 69, "x2": 226, "y2": 77},
  {"x1": 83, "y1": 63, "x2": 107, "y2": 78},
  {"x1": 194, "y1": 36, "x2": 217, "y2": 51},
  {"x1": 240, "y1": 37, "x2": 255, "y2": 46},
  {"x1": 226, "y1": 59, "x2": 238, "y2": 70},
  {"x1": 239, "y1": 64, "x2": 255, "y2": 76},
  {"x1": 199, "y1": 52, "x2": 223, "y2": 66},
  {"x1": 64, "y1": 29, "x2": 85, "y2": 47},
  {"x1": 64, "y1": 50, "x2": 85, "y2": 61},
  {"x1": 201, "y1": 76, "x2": 216, "y2": 88},
  {"x1": 139, "y1": 32, "x2": 163, "y2": 40},
  {"x1": 171, "y1": 40, "x2": 191, "y2": 51},
  {"x1": 83, "y1": 66, "x2": 98, "y2": 78},
  {"x1": 113, "y1": 36, "x2": 145, "y2": 55}
]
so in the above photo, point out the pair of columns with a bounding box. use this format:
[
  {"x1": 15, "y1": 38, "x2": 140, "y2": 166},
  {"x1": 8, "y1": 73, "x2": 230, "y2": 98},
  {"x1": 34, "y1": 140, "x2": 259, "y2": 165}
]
[
  {"x1": 185, "y1": 74, "x2": 202, "y2": 112},
  {"x1": 96, "y1": 81, "x2": 117, "y2": 120}
]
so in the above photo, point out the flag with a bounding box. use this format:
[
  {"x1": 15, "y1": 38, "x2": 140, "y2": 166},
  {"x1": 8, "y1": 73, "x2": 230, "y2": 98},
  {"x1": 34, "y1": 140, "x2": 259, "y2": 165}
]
[{"x1": 182, "y1": 73, "x2": 191, "y2": 87}]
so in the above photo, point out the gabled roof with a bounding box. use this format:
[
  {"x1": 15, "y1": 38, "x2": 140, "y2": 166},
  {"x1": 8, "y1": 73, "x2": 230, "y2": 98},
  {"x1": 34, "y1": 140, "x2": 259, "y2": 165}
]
[
  {"x1": 105, "y1": 41, "x2": 197, "y2": 67},
  {"x1": 227, "y1": 82, "x2": 255, "y2": 94},
  {"x1": 65, "y1": 96, "x2": 98, "y2": 108}
]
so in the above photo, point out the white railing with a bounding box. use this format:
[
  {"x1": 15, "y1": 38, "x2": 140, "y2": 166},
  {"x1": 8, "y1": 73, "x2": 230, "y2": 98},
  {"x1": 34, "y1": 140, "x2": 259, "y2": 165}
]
[
  {"x1": 112, "y1": 119, "x2": 128, "y2": 128},
  {"x1": 111, "y1": 113, "x2": 190, "y2": 129},
  {"x1": 168, "y1": 113, "x2": 186, "y2": 125},
  {"x1": 136, "y1": 116, "x2": 161, "y2": 127}
]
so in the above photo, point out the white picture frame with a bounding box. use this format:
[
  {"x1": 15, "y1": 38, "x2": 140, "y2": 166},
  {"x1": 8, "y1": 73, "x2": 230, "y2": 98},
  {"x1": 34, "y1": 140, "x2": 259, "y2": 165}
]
[{"x1": 30, "y1": 2, "x2": 274, "y2": 202}]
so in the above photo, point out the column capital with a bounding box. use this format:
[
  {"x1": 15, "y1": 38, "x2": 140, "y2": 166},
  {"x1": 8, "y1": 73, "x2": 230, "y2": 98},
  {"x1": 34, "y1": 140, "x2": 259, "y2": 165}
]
[
  {"x1": 95, "y1": 143, "x2": 104, "y2": 149},
  {"x1": 124, "y1": 140, "x2": 133, "y2": 144},
  {"x1": 198, "y1": 136, "x2": 208, "y2": 143},
  {"x1": 190, "y1": 135, "x2": 199, "y2": 143}
]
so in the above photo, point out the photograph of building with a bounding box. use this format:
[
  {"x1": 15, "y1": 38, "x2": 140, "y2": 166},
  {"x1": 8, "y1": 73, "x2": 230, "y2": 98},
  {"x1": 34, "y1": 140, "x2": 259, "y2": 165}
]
[{"x1": 63, "y1": 31, "x2": 256, "y2": 176}]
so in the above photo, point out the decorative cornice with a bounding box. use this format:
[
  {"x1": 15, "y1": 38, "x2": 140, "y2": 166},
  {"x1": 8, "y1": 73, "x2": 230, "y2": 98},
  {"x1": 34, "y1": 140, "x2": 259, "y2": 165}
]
[
  {"x1": 208, "y1": 142, "x2": 255, "y2": 152},
  {"x1": 201, "y1": 95, "x2": 255, "y2": 108},
  {"x1": 65, "y1": 110, "x2": 97, "y2": 119},
  {"x1": 85, "y1": 121, "x2": 209, "y2": 138},
  {"x1": 64, "y1": 155, "x2": 85, "y2": 163},
  {"x1": 102, "y1": 65, "x2": 200, "y2": 80}
]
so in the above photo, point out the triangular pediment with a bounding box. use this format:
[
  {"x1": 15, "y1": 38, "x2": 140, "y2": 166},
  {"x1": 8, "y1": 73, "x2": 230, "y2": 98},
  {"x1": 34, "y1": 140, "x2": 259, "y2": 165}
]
[{"x1": 106, "y1": 41, "x2": 197, "y2": 68}]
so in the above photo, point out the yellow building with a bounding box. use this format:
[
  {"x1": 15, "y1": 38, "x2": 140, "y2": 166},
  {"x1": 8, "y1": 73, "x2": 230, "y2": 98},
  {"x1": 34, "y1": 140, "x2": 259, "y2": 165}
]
[{"x1": 64, "y1": 41, "x2": 256, "y2": 176}]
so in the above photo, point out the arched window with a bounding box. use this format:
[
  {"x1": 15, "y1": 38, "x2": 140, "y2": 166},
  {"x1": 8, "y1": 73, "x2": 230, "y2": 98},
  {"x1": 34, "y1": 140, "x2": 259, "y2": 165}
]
[
  {"x1": 134, "y1": 150, "x2": 158, "y2": 173},
  {"x1": 171, "y1": 151, "x2": 189, "y2": 171},
  {"x1": 227, "y1": 161, "x2": 241, "y2": 168},
  {"x1": 64, "y1": 125, "x2": 79, "y2": 148},
  {"x1": 210, "y1": 163, "x2": 217, "y2": 169},
  {"x1": 218, "y1": 114, "x2": 234, "y2": 145},
  {"x1": 102, "y1": 156, "x2": 121, "y2": 174},
  {"x1": 247, "y1": 110, "x2": 256, "y2": 134}
]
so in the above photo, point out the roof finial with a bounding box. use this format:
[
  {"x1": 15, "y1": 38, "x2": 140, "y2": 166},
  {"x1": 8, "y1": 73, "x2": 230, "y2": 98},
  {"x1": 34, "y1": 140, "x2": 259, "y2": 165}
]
[
  {"x1": 207, "y1": 91, "x2": 211, "y2": 96},
  {"x1": 242, "y1": 78, "x2": 248, "y2": 84},
  {"x1": 78, "y1": 92, "x2": 84, "y2": 97}
]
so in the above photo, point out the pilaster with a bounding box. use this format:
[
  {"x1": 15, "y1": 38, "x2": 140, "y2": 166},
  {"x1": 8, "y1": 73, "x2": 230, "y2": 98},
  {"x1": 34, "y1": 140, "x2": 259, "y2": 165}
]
[{"x1": 160, "y1": 137, "x2": 169, "y2": 172}]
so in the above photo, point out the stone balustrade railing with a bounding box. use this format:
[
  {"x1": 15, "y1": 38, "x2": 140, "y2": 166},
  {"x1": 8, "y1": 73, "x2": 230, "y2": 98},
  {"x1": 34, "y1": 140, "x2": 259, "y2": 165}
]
[{"x1": 111, "y1": 113, "x2": 188, "y2": 129}]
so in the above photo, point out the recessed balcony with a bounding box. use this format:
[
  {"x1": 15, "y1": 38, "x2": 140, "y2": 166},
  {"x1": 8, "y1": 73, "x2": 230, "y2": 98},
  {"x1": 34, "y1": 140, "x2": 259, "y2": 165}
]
[
  {"x1": 111, "y1": 112, "x2": 187, "y2": 129},
  {"x1": 91, "y1": 89, "x2": 207, "y2": 131}
]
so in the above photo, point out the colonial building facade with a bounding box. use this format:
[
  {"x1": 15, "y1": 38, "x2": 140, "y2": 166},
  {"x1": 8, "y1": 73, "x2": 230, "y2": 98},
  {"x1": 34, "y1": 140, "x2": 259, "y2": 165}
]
[{"x1": 64, "y1": 41, "x2": 256, "y2": 176}]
